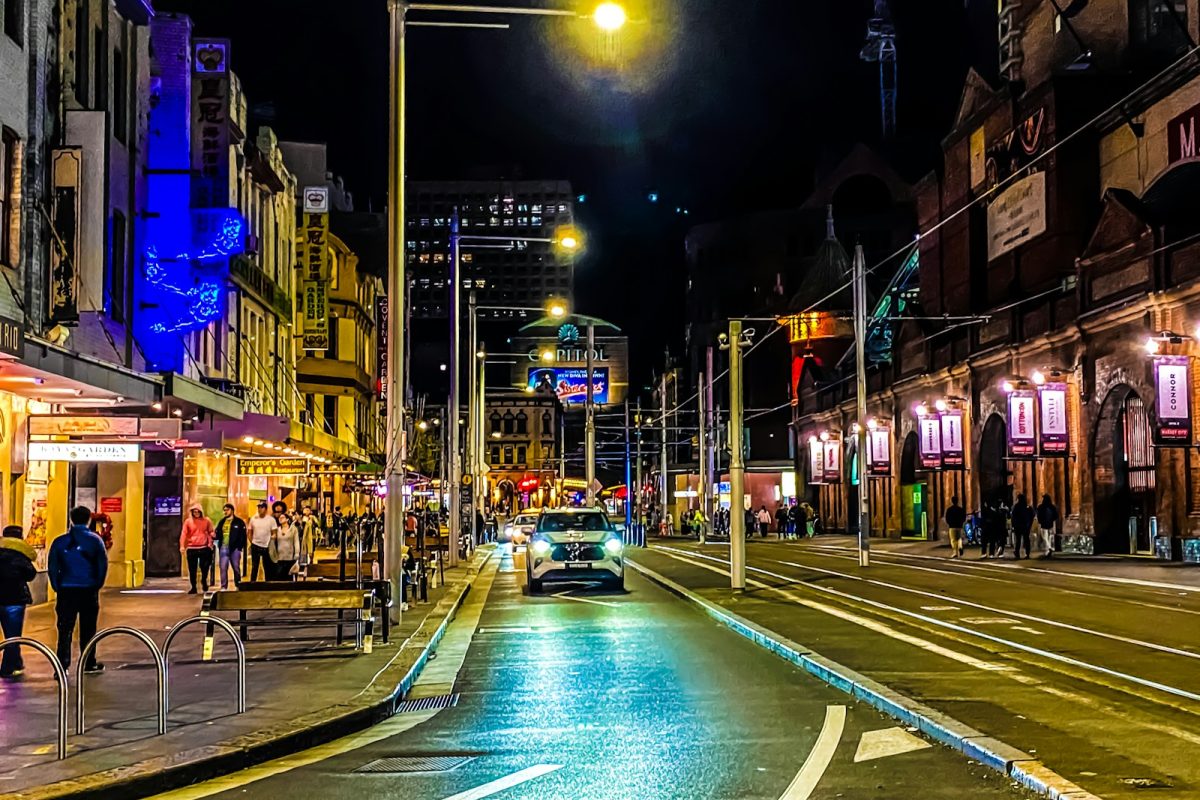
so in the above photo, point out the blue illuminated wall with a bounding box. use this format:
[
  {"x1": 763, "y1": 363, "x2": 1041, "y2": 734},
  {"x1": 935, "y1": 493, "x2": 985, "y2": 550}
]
[{"x1": 142, "y1": 15, "x2": 241, "y2": 372}]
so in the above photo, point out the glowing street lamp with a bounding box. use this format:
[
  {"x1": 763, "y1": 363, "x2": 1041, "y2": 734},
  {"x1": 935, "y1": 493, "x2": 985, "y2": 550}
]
[
  {"x1": 593, "y1": 2, "x2": 627, "y2": 31},
  {"x1": 540, "y1": 350, "x2": 556, "y2": 364}
]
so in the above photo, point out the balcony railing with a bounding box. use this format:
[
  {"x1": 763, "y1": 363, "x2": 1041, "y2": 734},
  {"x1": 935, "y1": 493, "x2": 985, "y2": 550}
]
[{"x1": 230, "y1": 255, "x2": 292, "y2": 320}]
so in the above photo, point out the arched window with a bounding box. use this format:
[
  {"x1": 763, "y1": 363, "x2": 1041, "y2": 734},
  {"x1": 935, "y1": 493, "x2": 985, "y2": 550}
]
[
  {"x1": 489, "y1": 413, "x2": 502, "y2": 434},
  {"x1": 541, "y1": 411, "x2": 552, "y2": 435},
  {"x1": 502, "y1": 412, "x2": 515, "y2": 434},
  {"x1": 517, "y1": 446, "x2": 527, "y2": 465},
  {"x1": 516, "y1": 411, "x2": 528, "y2": 435}
]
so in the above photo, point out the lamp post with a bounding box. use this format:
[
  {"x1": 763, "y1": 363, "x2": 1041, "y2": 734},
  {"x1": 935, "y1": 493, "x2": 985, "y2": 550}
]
[
  {"x1": 383, "y1": 0, "x2": 628, "y2": 618},
  {"x1": 585, "y1": 321, "x2": 597, "y2": 506}
]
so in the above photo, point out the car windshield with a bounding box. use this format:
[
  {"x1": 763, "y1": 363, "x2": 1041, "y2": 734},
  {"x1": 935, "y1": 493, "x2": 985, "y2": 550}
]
[
  {"x1": 537, "y1": 512, "x2": 610, "y2": 532},
  {"x1": 515, "y1": 515, "x2": 538, "y2": 525}
]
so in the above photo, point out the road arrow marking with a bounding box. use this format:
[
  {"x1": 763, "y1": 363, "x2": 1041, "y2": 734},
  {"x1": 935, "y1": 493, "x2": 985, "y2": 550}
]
[
  {"x1": 853, "y1": 727, "x2": 931, "y2": 762},
  {"x1": 780, "y1": 705, "x2": 846, "y2": 799},
  {"x1": 440, "y1": 764, "x2": 563, "y2": 800}
]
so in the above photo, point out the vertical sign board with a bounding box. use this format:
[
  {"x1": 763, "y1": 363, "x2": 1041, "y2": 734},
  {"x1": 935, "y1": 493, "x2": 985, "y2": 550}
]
[
  {"x1": 375, "y1": 295, "x2": 388, "y2": 405},
  {"x1": 48, "y1": 148, "x2": 82, "y2": 323},
  {"x1": 191, "y1": 40, "x2": 231, "y2": 210},
  {"x1": 822, "y1": 439, "x2": 842, "y2": 484},
  {"x1": 301, "y1": 187, "x2": 331, "y2": 351},
  {"x1": 867, "y1": 427, "x2": 892, "y2": 477},
  {"x1": 918, "y1": 414, "x2": 943, "y2": 470},
  {"x1": 940, "y1": 410, "x2": 965, "y2": 469},
  {"x1": 1007, "y1": 389, "x2": 1038, "y2": 458},
  {"x1": 1155, "y1": 356, "x2": 1192, "y2": 445},
  {"x1": 1039, "y1": 382, "x2": 1069, "y2": 455},
  {"x1": 808, "y1": 437, "x2": 825, "y2": 485}
]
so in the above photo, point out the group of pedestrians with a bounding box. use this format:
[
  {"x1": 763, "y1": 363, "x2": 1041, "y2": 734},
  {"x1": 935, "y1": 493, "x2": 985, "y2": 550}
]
[{"x1": 944, "y1": 494, "x2": 1059, "y2": 560}]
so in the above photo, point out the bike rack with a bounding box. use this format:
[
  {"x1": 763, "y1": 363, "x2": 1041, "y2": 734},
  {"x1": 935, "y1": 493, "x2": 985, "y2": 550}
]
[
  {"x1": 0, "y1": 637, "x2": 69, "y2": 759},
  {"x1": 163, "y1": 615, "x2": 247, "y2": 715},
  {"x1": 76, "y1": 627, "x2": 167, "y2": 736}
]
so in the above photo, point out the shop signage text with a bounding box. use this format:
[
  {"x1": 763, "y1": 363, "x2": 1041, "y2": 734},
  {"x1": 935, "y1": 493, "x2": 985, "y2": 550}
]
[
  {"x1": 1154, "y1": 356, "x2": 1192, "y2": 445},
  {"x1": 918, "y1": 414, "x2": 942, "y2": 470},
  {"x1": 867, "y1": 426, "x2": 892, "y2": 477},
  {"x1": 1168, "y1": 101, "x2": 1200, "y2": 166},
  {"x1": 940, "y1": 410, "x2": 965, "y2": 468},
  {"x1": 29, "y1": 416, "x2": 140, "y2": 437},
  {"x1": 28, "y1": 442, "x2": 140, "y2": 462},
  {"x1": 302, "y1": 208, "x2": 331, "y2": 351},
  {"x1": 191, "y1": 39, "x2": 231, "y2": 209},
  {"x1": 0, "y1": 314, "x2": 23, "y2": 359},
  {"x1": 1039, "y1": 382, "x2": 1069, "y2": 455},
  {"x1": 236, "y1": 457, "x2": 309, "y2": 477},
  {"x1": 987, "y1": 171, "x2": 1047, "y2": 261},
  {"x1": 1007, "y1": 389, "x2": 1038, "y2": 458}
]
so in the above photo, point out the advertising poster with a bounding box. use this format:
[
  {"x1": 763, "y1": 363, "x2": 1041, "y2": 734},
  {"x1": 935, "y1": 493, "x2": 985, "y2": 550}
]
[
  {"x1": 808, "y1": 438, "x2": 824, "y2": 485},
  {"x1": 1039, "y1": 382, "x2": 1069, "y2": 455},
  {"x1": 527, "y1": 367, "x2": 609, "y2": 405},
  {"x1": 1155, "y1": 356, "x2": 1192, "y2": 445},
  {"x1": 940, "y1": 410, "x2": 965, "y2": 469},
  {"x1": 1007, "y1": 389, "x2": 1038, "y2": 458},
  {"x1": 918, "y1": 414, "x2": 942, "y2": 470},
  {"x1": 867, "y1": 427, "x2": 891, "y2": 477},
  {"x1": 822, "y1": 439, "x2": 842, "y2": 484}
]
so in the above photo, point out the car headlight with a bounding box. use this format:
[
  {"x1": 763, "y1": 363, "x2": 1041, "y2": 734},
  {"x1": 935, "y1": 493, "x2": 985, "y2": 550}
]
[
  {"x1": 604, "y1": 537, "x2": 623, "y2": 555},
  {"x1": 531, "y1": 539, "x2": 551, "y2": 556}
]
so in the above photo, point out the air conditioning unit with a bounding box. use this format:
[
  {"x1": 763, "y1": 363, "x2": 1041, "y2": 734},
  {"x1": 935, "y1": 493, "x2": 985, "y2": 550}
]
[{"x1": 245, "y1": 233, "x2": 259, "y2": 254}]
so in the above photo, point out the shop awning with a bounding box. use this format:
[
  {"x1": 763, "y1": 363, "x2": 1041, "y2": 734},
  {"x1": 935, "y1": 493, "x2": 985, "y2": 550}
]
[{"x1": 5, "y1": 336, "x2": 163, "y2": 407}]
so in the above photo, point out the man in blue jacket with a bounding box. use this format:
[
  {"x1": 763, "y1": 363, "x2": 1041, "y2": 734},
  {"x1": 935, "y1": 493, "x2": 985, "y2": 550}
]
[{"x1": 47, "y1": 506, "x2": 108, "y2": 674}]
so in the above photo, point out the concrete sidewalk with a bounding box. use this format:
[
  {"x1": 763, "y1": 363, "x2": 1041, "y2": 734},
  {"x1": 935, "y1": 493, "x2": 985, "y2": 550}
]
[{"x1": 0, "y1": 547, "x2": 495, "y2": 799}]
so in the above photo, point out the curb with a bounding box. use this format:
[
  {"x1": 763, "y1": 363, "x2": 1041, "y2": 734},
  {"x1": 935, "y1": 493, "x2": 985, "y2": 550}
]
[
  {"x1": 13, "y1": 548, "x2": 496, "y2": 800},
  {"x1": 627, "y1": 557, "x2": 1103, "y2": 800}
]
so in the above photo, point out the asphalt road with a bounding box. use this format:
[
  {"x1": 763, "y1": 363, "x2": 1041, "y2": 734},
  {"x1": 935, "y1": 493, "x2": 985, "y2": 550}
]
[
  {"x1": 633, "y1": 538, "x2": 1200, "y2": 799},
  {"x1": 153, "y1": 545, "x2": 1031, "y2": 800}
]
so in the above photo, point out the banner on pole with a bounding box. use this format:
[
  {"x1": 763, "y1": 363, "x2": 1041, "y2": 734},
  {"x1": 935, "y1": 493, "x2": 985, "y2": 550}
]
[
  {"x1": 822, "y1": 438, "x2": 842, "y2": 484},
  {"x1": 808, "y1": 437, "x2": 824, "y2": 485},
  {"x1": 867, "y1": 426, "x2": 892, "y2": 477},
  {"x1": 940, "y1": 409, "x2": 965, "y2": 469},
  {"x1": 1154, "y1": 356, "x2": 1192, "y2": 446},
  {"x1": 918, "y1": 414, "x2": 942, "y2": 470},
  {"x1": 1039, "y1": 382, "x2": 1069, "y2": 456},
  {"x1": 1007, "y1": 389, "x2": 1037, "y2": 458}
]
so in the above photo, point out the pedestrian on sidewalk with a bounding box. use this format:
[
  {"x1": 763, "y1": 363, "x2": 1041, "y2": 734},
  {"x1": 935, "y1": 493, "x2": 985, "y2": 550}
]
[
  {"x1": 248, "y1": 502, "x2": 278, "y2": 582},
  {"x1": 756, "y1": 506, "x2": 771, "y2": 537},
  {"x1": 786, "y1": 503, "x2": 799, "y2": 539},
  {"x1": 944, "y1": 496, "x2": 966, "y2": 558},
  {"x1": 1037, "y1": 494, "x2": 1059, "y2": 558},
  {"x1": 215, "y1": 504, "x2": 246, "y2": 589},
  {"x1": 270, "y1": 515, "x2": 301, "y2": 580},
  {"x1": 981, "y1": 500, "x2": 1005, "y2": 559},
  {"x1": 296, "y1": 506, "x2": 321, "y2": 566},
  {"x1": 1012, "y1": 494, "x2": 1034, "y2": 559},
  {"x1": 180, "y1": 505, "x2": 216, "y2": 594},
  {"x1": 0, "y1": 525, "x2": 36, "y2": 680},
  {"x1": 774, "y1": 504, "x2": 788, "y2": 536},
  {"x1": 48, "y1": 506, "x2": 107, "y2": 674}
]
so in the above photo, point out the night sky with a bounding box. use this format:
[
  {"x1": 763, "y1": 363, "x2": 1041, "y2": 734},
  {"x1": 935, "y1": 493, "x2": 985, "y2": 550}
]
[{"x1": 156, "y1": 0, "x2": 993, "y2": 391}]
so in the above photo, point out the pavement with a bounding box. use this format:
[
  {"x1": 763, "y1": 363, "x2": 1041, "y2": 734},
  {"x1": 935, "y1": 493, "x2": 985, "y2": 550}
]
[
  {"x1": 0, "y1": 548, "x2": 492, "y2": 798},
  {"x1": 630, "y1": 535, "x2": 1200, "y2": 799},
  {"x1": 143, "y1": 544, "x2": 1036, "y2": 800}
]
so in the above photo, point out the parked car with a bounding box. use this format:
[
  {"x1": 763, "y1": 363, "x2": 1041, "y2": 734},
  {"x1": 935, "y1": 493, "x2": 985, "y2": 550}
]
[{"x1": 503, "y1": 513, "x2": 540, "y2": 546}]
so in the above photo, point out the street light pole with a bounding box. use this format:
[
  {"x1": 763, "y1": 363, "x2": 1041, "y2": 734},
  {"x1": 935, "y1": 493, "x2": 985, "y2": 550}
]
[
  {"x1": 447, "y1": 208, "x2": 462, "y2": 567},
  {"x1": 660, "y1": 368, "x2": 670, "y2": 534},
  {"x1": 727, "y1": 319, "x2": 747, "y2": 591},
  {"x1": 697, "y1": 369, "x2": 708, "y2": 544},
  {"x1": 383, "y1": 0, "x2": 407, "y2": 625},
  {"x1": 852, "y1": 243, "x2": 871, "y2": 568},
  {"x1": 467, "y1": 289, "x2": 479, "y2": 544},
  {"x1": 585, "y1": 322, "x2": 596, "y2": 506},
  {"x1": 705, "y1": 345, "x2": 717, "y2": 533},
  {"x1": 635, "y1": 399, "x2": 643, "y2": 541}
]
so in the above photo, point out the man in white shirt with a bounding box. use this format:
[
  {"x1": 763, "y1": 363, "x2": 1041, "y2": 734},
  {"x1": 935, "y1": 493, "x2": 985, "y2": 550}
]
[{"x1": 247, "y1": 502, "x2": 278, "y2": 582}]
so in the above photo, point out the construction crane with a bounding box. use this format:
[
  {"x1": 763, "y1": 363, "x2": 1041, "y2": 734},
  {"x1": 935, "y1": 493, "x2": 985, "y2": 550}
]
[{"x1": 859, "y1": 0, "x2": 897, "y2": 139}]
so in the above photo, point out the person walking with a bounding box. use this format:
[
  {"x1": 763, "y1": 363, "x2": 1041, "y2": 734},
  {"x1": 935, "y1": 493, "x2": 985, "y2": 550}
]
[
  {"x1": 48, "y1": 506, "x2": 108, "y2": 674},
  {"x1": 248, "y1": 502, "x2": 278, "y2": 582},
  {"x1": 296, "y1": 506, "x2": 321, "y2": 567},
  {"x1": 1036, "y1": 494, "x2": 1059, "y2": 558},
  {"x1": 214, "y1": 504, "x2": 246, "y2": 590},
  {"x1": 180, "y1": 505, "x2": 216, "y2": 594},
  {"x1": 944, "y1": 496, "x2": 966, "y2": 559},
  {"x1": 270, "y1": 515, "x2": 301, "y2": 580},
  {"x1": 1011, "y1": 493, "x2": 1034, "y2": 559},
  {"x1": 0, "y1": 525, "x2": 36, "y2": 680},
  {"x1": 756, "y1": 506, "x2": 772, "y2": 537},
  {"x1": 981, "y1": 501, "x2": 1004, "y2": 559},
  {"x1": 774, "y1": 504, "x2": 788, "y2": 536}
]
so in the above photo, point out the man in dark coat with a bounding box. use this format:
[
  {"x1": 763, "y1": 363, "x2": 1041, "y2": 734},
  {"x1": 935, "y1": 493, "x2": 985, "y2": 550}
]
[{"x1": 0, "y1": 525, "x2": 36, "y2": 679}]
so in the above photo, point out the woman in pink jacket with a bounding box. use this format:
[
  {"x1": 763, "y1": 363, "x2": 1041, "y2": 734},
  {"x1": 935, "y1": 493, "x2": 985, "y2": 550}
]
[{"x1": 180, "y1": 505, "x2": 216, "y2": 594}]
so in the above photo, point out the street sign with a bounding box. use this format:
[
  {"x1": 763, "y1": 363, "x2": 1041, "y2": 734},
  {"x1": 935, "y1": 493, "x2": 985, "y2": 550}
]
[
  {"x1": 461, "y1": 473, "x2": 473, "y2": 487},
  {"x1": 459, "y1": 484, "x2": 474, "y2": 505}
]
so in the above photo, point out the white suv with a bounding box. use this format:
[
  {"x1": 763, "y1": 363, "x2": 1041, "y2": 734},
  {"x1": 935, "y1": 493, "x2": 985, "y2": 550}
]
[{"x1": 526, "y1": 508, "x2": 625, "y2": 593}]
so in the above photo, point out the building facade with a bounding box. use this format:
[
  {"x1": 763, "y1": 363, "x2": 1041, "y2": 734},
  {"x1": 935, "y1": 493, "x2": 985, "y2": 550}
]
[
  {"x1": 795, "y1": 0, "x2": 1200, "y2": 561},
  {"x1": 484, "y1": 391, "x2": 563, "y2": 513}
]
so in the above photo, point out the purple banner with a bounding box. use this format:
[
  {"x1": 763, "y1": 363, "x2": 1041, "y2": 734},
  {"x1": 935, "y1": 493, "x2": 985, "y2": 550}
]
[
  {"x1": 808, "y1": 438, "x2": 824, "y2": 485},
  {"x1": 1155, "y1": 356, "x2": 1192, "y2": 446},
  {"x1": 1039, "y1": 382, "x2": 1068, "y2": 456},
  {"x1": 918, "y1": 414, "x2": 942, "y2": 470},
  {"x1": 867, "y1": 427, "x2": 892, "y2": 477},
  {"x1": 1007, "y1": 389, "x2": 1037, "y2": 458},
  {"x1": 940, "y1": 410, "x2": 965, "y2": 469},
  {"x1": 822, "y1": 439, "x2": 842, "y2": 484}
]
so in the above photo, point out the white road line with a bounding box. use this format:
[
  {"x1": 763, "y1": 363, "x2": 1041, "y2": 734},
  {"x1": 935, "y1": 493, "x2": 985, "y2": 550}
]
[
  {"x1": 551, "y1": 591, "x2": 620, "y2": 608},
  {"x1": 779, "y1": 705, "x2": 846, "y2": 800},
  {"x1": 440, "y1": 764, "x2": 563, "y2": 800},
  {"x1": 1012, "y1": 626, "x2": 1045, "y2": 636},
  {"x1": 658, "y1": 546, "x2": 1200, "y2": 705},
  {"x1": 766, "y1": 556, "x2": 1200, "y2": 664}
]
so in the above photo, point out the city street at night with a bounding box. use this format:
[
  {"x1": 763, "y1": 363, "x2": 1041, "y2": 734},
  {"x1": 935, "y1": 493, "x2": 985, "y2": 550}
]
[{"x1": 148, "y1": 546, "x2": 1032, "y2": 800}]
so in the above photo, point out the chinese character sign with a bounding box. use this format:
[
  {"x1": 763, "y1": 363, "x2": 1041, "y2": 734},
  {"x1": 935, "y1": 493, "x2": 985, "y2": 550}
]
[
  {"x1": 1155, "y1": 356, "x2": 1192, "y2": 445},
  {"x1": 1039, "y1": 382, "x2": 1069, "y2": 455},
  {"x1": 191, "y1": 40, "x2": 231, "y2": 209},
  {"x1": 1007, "y1": 389, "x2": 1037, "y2": 458},
  {"x1": 235, "y1": 458, "x2": 309, "y2": 477},
  {"x1": 940, "y1": 410, "x2": 965, "y2": 469},
  {"x1": 822, "y1": 439, "x2": 842, "y2": 484},
  {"x1": 867, "y1": 427, "x2": 892, "y2": 477},
  {"x1": 808, "y1": 438, "x2": 825, "y2": 485},
  {"x1": 301, "y1": 210, "x2": 331, "y2": 351},
  {"x1": 918, "y1": 414, "x2": 942, "y2": 470}
]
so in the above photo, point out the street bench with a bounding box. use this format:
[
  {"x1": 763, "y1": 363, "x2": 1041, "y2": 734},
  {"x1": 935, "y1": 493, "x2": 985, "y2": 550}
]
[
  {"x1": 237, "y1": 579, "x2": 393, "y2": 644},
  {"x1": 201, "y1": 589, "x2": 374, "y2": 652}
]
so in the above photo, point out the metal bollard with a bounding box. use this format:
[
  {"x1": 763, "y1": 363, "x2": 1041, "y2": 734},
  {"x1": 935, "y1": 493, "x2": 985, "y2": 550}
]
[
  {"x1": 0, "y1": 637, "x2": 69, "y2": 759},
  {"x1": 76, "y1": 627, "x2": 167, "y2": 736},
  {"x1": 164, "y1": 615, "x2": 247, "y2": 715}
]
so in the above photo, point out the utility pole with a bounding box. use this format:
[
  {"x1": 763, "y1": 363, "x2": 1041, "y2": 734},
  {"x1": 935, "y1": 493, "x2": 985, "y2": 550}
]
[
  {"x1": 623, "y1": 399, "x2": 633, "y2": 536},
  {"x1": 467, "y1": 290, "x2": 479, "y2": 543},
  {"x1": 697, "y1": 369, "x2": 708, "y2": 544},
  {"x1": 585, "y1": 322, "x2": 597, "y2": 506},
  {"x1": 383, "y1": 0, "x2": 407, "y2": 624},
  {"x1": 852, "y1": 243, "x2": 871, "y2": 567},
  {"x1": 446, "y1": 207, "x2": 461, "y2": 567},
  {"x1": 635, "y1": 399, "x2": 643, "y2": 542},
  {"x1": 705, "y1": 346, "x2": 717, "y2": 532},
  {"x1": 725, "y1": 319, "x2": 749, "y2": 590},
  {"x1": 660, "y1": 367, "x2": 670, "y2": 534}
]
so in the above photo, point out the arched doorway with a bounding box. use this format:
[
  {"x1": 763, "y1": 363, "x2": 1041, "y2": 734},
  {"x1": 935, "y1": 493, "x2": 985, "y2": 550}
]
[
  {"x1": 978, "y1": 414, "x2": 1010, "y2": 508},
  {"x1": 899, "y1": 432, "x2": 926, "y2": 537},
  {"x1": 847, "y1": 439, "x2": 860, "y2": 534},
  {"x1": 496, "y1": 480, "x2": 516, "y2": 516},
  {"x1": 1093, "y1": 386, "x2": 1156, "y2": 554}
]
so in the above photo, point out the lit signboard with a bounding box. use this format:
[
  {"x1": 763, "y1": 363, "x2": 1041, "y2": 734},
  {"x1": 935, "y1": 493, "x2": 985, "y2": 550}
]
[
  {"x1": 527, "y1": 368, "x2": 609, "y2": 405},
  {"x1": 28, "y1": 442, "x2": 140, "y2": 462},
  {"x1": 236, "y1": 457, "x2": 309, "y2": 477}
]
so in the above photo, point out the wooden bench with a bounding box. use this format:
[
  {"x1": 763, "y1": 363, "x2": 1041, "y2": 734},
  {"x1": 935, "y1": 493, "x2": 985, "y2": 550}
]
[
  {"x1": 201, "y1": 589, "x2": 374, "y2": 652},
  {"x1": 237, "y1": 579, "x2": 393, "y2": 644}
]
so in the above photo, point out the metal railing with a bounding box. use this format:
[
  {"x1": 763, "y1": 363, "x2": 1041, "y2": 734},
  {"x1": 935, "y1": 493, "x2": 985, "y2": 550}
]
[
  {"x1": 163, "y1": 615, "x2": 247, "y2": 715},
  {"x1": 76, "y1": 627, "x2": 167, "y2": 736},
  {"x1": 0, "y1": 637, "x2": 68, "y2": 759}
]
